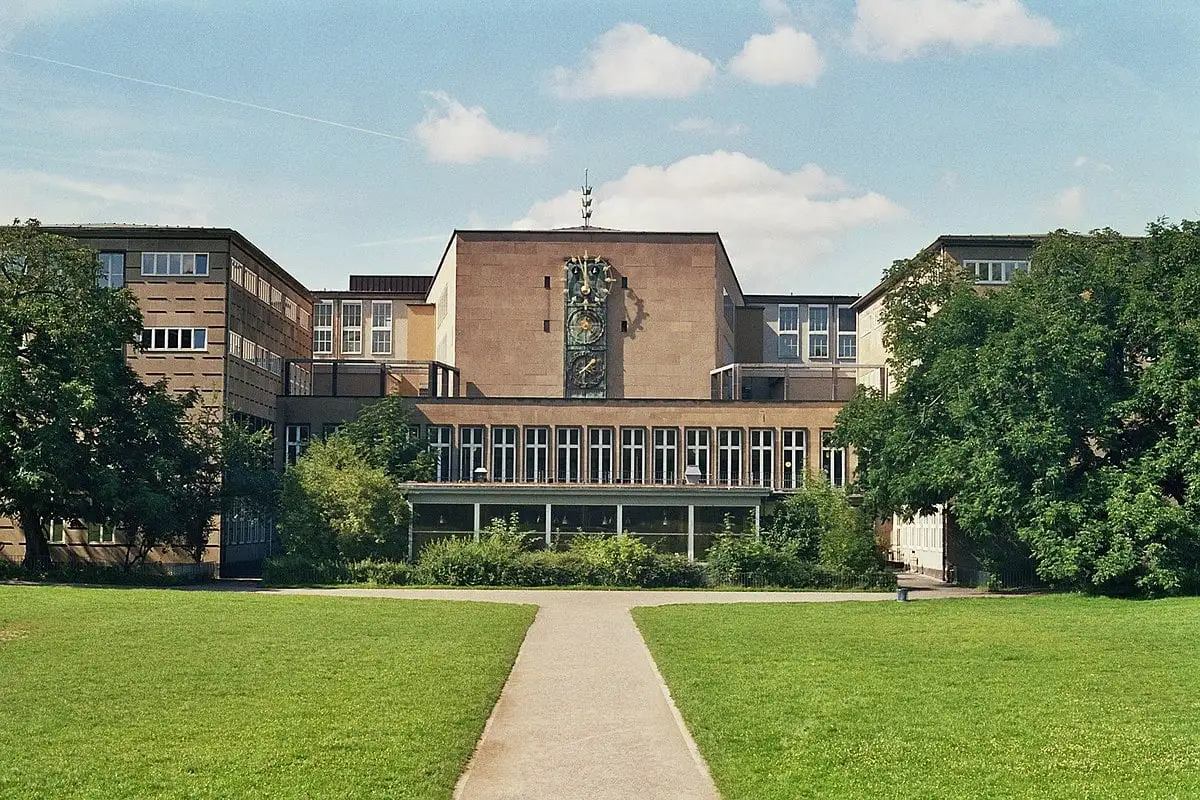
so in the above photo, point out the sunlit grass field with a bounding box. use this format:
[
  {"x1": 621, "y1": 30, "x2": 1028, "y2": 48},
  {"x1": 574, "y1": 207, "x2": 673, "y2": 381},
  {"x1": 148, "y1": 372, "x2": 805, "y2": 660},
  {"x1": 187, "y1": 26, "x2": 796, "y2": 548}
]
[
  {"x1": 635, "y1": 596, "x2": 1200, "y2": 800},
  {"x1": 0, "y1": 586, "x2": 534, "y2": 799}
]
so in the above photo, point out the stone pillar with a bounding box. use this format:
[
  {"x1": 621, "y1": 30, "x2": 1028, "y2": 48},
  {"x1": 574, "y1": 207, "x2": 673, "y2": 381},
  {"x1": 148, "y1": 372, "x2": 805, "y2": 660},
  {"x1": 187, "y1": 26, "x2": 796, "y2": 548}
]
[
  {"x1": 616, "y1": 504, "x2": 624, "y2": 535},
  {"x1": 687, "y1": 505, "x2": 696, "y2": 561},
  {"x1": 545, "y1": 502, "x2": 552, "y2": 549},
  {"x1": 473, "y1": 503, "x2": 481, "y2": 542}
]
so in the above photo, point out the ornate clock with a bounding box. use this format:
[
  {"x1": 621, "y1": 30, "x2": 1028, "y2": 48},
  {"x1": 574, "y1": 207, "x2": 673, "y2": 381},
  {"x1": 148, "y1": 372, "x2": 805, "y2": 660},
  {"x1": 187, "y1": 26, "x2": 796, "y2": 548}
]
[{"x1": 563, "y1": 252, "x2": 614, "y2": 398}]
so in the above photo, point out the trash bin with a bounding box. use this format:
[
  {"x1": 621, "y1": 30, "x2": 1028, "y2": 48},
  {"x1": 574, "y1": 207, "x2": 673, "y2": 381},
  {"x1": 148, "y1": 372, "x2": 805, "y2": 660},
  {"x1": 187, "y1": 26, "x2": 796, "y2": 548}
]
[{"x1": 896, "y1": 587, "x2": 910, "y2": 602}]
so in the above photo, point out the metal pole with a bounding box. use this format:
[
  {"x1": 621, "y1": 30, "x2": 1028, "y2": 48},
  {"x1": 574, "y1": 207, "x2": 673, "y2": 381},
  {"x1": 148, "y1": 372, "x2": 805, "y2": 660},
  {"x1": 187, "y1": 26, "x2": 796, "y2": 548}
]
[
  {"x1": 616, "y1": 504, "x2": 623, "y2": 535},
  {"x1": 545, "y1": 502, "x2": 552, "y2": 549},
  {"x1": 687, "y1": 505, "x2": 695, "y2": 561},
  {"x1": 473, "y1": 503, "x2": 481, "y2": 542}
]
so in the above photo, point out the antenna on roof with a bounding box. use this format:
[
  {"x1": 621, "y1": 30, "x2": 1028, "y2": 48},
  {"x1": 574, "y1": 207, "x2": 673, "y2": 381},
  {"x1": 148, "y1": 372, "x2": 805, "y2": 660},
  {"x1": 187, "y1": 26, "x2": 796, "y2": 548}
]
[{"x1": 581, "y1": 169, "x2": 593, "y2": 229}]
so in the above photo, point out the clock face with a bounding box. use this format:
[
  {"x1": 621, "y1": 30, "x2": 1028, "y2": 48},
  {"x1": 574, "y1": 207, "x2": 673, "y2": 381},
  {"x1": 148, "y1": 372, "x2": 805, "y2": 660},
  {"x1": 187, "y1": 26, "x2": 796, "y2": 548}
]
[
  {"x1": 567, "y1": 309, "x2": 605, "y2": 345},
  {"x1": 564, "y1": 255, "x2": 614, "y2": 305},
  {"x1": 568, "y1": 353, "x2": 605, "y2": 389}
]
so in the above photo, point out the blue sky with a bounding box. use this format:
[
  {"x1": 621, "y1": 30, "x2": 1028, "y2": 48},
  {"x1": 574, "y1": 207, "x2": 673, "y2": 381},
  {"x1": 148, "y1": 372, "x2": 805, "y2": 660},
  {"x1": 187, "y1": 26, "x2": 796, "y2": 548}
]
[{"x1": 1, "y1": 1, "x2": 1197, "y2": 293}]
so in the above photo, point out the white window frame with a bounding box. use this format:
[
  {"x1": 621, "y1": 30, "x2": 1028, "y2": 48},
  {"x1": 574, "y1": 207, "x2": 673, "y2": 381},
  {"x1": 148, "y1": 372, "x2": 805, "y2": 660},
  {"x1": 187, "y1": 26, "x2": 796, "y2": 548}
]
[
  {"x1": 98, "y1": 252, "x2": 125, "y2": 288},
  {"x1": 459, "y1": 426, "x2": 485, "y2": 481},
  {"x1": 620, "y1": 427, "x2": 646, "y2": 484},
  {"x1": 285, "y1": 424, "x2": 310, "y2": 466},
  {"x1": 588, "y1": 427, "x2": 614, "y2": 484},
  {"x1": 370, "y1": 301, "x2": 393, "y2": 355},
  {"x1": 750, "y1": 428, "x2": 774, "y2": 488},
  {"x1": 782, "y1": 429, "x2": 807, "y2": 490},
  {"x1": 778, "y1": 304, "x2": 800, "y2": 359},
  {"x1": 685, "y1": 428, "x2": 711, "y2": 483},
  {"x1": 140, "y1": 252, "x2": 209, "y2": 277},
  {"x1": 228, "y1": 331, "x2": 243, "y2": 360},
  {"x1": 717, "y1": 428, "x2": 743, "y2": 487},
  {"x1": 556, "y1": 427, "x2": 582, "y2": 483},
  {"x1": 524, "y1": 426, "x2": 549, "y2": 482},
  {"x1": 86, "y1": 521, "x2": 118, "y2": 544},
  {"x1": 837, "y1": 306, "x2": 857, "y2": 361},
  {"x1": 808, "y1": 305, "x2": 830, "y2": 360},
  {"x1": 141, "y1": 327, "x2": 208, "y2": 352},
  {"x1": 821, "y1": 429, "x2": 846, "y2": 487},
  {"x1": 243, "y1": 268, "x2": 258, "y2": 296},
  {"x1": 230, "y1": 257, "x2": 244, "y2": 287},
  {"x1": 429, "y1": 426, "x2": 453, "y2": 482},
  {"x1": 966, "y1": 260, "x2": 1029, "y2": 285},
  {"x1": 491, "y1": 426, "x2": 517, "y2": 483},
  {"x1": 653, "y1": 428, "x2": 678, "y2": 485},
  {"x1": 341, "y1": 301, "x2": 363, "y2": 355},
  {"x1": 313, "y1": 301, "x2": 334, "y2": 355}
]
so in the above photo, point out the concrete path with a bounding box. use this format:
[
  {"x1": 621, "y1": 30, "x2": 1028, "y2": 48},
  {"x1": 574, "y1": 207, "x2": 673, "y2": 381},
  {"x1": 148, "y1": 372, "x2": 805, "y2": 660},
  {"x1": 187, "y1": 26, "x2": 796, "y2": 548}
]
[{"x1": 271, "y1": 588, "x2": 901, "y2": 800}]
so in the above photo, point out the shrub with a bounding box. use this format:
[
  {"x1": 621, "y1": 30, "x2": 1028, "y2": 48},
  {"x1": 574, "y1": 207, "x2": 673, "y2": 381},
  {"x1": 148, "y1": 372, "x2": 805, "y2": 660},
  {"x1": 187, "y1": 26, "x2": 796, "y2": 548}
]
[
  {"x1": 262, "y1": 555, "x2": 414, "y2": 586},
  {"x1": 277, "y1": 436, "x2": 409, "y2": 562},
  {"x1": 570, "y1": 534, "x2": 661, "y2": 586}
]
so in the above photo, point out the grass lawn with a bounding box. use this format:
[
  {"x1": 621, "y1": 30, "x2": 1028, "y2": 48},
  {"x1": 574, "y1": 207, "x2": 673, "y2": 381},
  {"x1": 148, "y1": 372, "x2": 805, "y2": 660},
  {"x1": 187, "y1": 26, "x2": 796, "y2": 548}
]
[
  {"x1": 634, "y1": 596, "x2": 1200, "y2": 800},
  {"x1": 0, "y1": 585, "x2": 534, "y2": 799}
]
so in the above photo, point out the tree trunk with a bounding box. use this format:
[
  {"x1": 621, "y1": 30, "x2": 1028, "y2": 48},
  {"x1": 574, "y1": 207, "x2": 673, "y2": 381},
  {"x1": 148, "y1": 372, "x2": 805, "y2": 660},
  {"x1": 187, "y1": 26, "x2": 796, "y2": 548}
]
[{"x1": 18, "y1": 510, "x2": 50, "y2": 572}]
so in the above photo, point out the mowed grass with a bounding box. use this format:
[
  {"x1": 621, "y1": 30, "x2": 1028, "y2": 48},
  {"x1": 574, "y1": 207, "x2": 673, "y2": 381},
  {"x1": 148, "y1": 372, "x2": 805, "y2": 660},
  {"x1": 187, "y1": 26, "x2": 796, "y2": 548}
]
[
  {"x1": 634, "y1": 596, "x2": 1200, "y2": 800},
  {"x1": 0, "y1": 586, "x2": 535, "y2": 799}
]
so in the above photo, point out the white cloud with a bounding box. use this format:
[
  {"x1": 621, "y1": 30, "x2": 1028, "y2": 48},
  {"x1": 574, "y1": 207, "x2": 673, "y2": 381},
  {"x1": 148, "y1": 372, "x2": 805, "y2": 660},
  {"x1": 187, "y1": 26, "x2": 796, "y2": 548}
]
[
  {"x1": 939, "y1": 170, "x2": 959, "y2": 190},
  {"x1": 550, "y1": 23, "x2": 716, "y2": 99},
  {"x1": 1051, "y1": 186, "x2": 1084, "y2": 222},
  {"x1": 0, "y1": 168, "x2": 216, "y2": 226},
  {"x1": 511, "y1": 150, "x2": 904, "y2": 290},
  {"x1": 1072, "y1": 155, "x2": 1113, "y2": 173},
  {"x1": 730, "y1": 26, "x2": 825, "y2": 86},
  {"x1": 851, "y1": 0, "x2": 1062, "y2": 61},
  {"x1": 761, "y1": 0, "x2": 792, "y2": 18},
  {"x1": 671, "y1": 117, "x2": 747, "y2": 136},
  {"x1": 413, "y1": 92, "x2": 547, "y2": 164}
]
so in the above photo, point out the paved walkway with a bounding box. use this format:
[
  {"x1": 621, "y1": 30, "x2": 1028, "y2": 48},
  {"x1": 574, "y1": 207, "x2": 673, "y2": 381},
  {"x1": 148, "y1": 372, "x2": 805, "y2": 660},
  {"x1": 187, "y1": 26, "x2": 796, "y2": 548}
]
[{"x1": 271, "y1": 587, "x2": 912, "y2": 800}]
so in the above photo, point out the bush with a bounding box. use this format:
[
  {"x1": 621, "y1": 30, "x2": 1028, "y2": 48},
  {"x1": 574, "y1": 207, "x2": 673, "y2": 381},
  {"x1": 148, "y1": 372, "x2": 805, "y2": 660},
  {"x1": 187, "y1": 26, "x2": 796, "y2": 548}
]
[
  {"x1": 262, "y1": 555, "x2": 414, "y2": 586},
  {"x1": 0, "y1": 560, "x2": 213, "y2": 586},
  {"x1": 704, "y1": 534, "x2": 896, "y2": 590},
  {"x1": 277, "y1": 436, "x2": 409, "y2": 562}
]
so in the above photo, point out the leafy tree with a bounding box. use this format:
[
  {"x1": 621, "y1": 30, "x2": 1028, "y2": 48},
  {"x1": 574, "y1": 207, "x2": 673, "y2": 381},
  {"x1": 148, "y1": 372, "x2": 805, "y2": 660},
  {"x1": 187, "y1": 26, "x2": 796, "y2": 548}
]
[
  {"x1": 338, "y1": 398, "x2": 435, "y2": 481},
  {"x1": 836, "y1": 222, "x2": 1200, "y2": 595},
  {"x1": 0, "y1": 220, "x2": 144, "y2": 569},
  {"x1": 277, "y1": 435, "x2": 409, "y2": 561}
]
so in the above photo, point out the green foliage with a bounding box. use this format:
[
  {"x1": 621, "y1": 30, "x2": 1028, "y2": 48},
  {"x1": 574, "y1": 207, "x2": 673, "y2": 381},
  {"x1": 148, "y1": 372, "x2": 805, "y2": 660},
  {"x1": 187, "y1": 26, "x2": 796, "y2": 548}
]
[
  {"x1": 571, "y1": 534, "x2": 705, "y2": 587},
  {"x1": 277, "y1": 436, "x2": 409, "y2": 561},
  {"x1": 837, "y1": 222, "x2": 1200, "y2": 596},
  {"x1": 764, "y1": 480, "x2": 884, "y2": 571},
  {"x1": 218, "y1": 417, "x2": 278, "y2": 519},
  {"x1": 705, "y1": 533, "x2": 894, "y2": 590},
  {"x1": 337, "y1": 397, "x2": 435, "y2": 481},
  {"x1": 262, "y1": 554, "x2": 414, "y2": 586},
  {"x1": 0, "y1": 559, "x2": 212, "y2": 586}
]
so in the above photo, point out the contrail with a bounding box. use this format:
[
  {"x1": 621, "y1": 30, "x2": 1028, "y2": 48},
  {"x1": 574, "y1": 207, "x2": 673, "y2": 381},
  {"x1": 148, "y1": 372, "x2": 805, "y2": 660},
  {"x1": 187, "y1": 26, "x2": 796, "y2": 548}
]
[{"x1": 0, "y1": 48, "x2": 411, "y2": 142}]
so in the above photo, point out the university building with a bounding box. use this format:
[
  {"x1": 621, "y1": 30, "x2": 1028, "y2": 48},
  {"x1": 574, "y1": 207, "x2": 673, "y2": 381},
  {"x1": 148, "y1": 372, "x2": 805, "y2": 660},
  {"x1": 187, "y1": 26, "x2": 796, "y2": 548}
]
[{"x1": 0, "y1": 221, "x2": 1034, "y2": 576}]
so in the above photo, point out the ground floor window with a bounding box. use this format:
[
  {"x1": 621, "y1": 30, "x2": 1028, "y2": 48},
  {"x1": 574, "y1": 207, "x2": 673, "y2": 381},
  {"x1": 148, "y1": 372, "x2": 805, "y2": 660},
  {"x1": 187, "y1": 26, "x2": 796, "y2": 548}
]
[{"x1": 285, "y1": 424, "x2": 310, "y2": 466}]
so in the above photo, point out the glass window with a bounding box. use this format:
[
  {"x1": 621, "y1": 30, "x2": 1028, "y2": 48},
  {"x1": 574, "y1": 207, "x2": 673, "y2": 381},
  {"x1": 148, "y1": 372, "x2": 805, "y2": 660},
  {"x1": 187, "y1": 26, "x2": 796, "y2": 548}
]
[
  {"x1": 778, "y1": 304, "x2": 800, "y2": 359},
  {"x1": 782, "y1": 429, "x2": 807, "y2": 490},
  {"x1": 230, "y1": 257, "x2": 244, "y2": 287},
  {"x1": 98, "y1": 252, "x2": 124, "y2": 288},
  {"x1": 428, "y1": 426, "x2": 453, "y2": 481},
  {"x1": 341, "y1": 301, "x2": 362, "y2": 355},
  {"x1": 285, "y1": 424, "x2": 310, "y2": 466},
  {"x1": 371, "y1": 301, "x2": 392, "y2": 355},
  {"x1": 524, "y1": 427, "x2": 549, "y2": 482},
  {"x1": 140, "y1": 327, "x2": 208, "y2": 351},
  {"x1": 821, "y1": 429, "x2": 846, "y2": 487},
  {"x1": 808, "y1": 305, "x2": 830, "y2": 359},
  {"x1": 140, "y1": 252, "x2": 208, "y2": 277},
  {"x1": 685, "y1": 428, "x2": 711, "y2": 483},
  {"x1": 717, "y1": 428, "x2": 743, "y2": 486},
  {"x1": 556, "y1": 427, "x2": 582, "y2": 483},
  {"x1": 588, "y1": 427, "x2": 614, "y2": 483},
  {"x1": 620, "y1": 428, "x2": 646, "y2": 484},
  {"x1": 750, "y1": 428, "x2": 774, "y2": 488},
  {"x1": 459, "y1": 426, "x2": 485, "y2": 480},
  {"x1": 313, "y1": 301, "x2": 333, "y2": 355},
  {"x1": 652, "y1": 428, "x2": 678, "y2": 484},
  {"x1": 837, "y1": 306, "x2": 857, "y2": 361},
  {"x1": 491, "y1": 426, "x2": 517, "y2": 482}
]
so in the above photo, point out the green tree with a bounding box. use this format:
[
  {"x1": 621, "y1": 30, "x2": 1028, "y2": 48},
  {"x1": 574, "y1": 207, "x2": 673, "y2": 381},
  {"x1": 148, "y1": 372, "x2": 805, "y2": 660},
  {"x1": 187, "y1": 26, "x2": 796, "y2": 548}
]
[
  {"x1": 836, "y1": 222, "x2": 1200, "y2": 595},
  {"x1": 277, "y1": 435, "x2": 409, "y2": 561},
  {"x1": 0, "y1": 220, "x2": 144, "y2": 569},
  {"x1": 338, "y1": 397, "x2": 435, "y2": 481}
]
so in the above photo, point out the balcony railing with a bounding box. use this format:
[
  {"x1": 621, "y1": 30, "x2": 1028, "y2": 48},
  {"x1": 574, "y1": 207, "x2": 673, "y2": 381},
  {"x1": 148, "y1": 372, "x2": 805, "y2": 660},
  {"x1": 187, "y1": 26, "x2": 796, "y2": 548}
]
[
  {"x1": 284, "y1": 359, "x2": 460, "y2": 398},
  {"x1": 710, "y1": 362, "x2": 886, "y2": 402}
]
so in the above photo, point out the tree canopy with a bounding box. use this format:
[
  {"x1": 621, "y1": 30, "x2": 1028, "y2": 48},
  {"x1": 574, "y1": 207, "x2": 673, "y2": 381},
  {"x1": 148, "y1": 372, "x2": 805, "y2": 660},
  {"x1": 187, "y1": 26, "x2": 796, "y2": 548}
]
[{"x1": 836, "y1": 222, "x2": 1200, "y2": 595}]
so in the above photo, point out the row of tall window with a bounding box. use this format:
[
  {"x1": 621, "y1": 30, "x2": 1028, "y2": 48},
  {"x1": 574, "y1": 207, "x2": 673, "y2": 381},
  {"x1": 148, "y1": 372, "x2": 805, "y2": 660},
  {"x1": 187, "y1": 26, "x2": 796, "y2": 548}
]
[
  {"x1": 141, "y1": 251, "x2": 209, "y2": 277},
  {"x1": 291, "y1": 424, "x2": 849, "y2": 488},
  {"x1": 140, "y1": 327, "x2": 208, "y2": 351},
  {"x1": 313, "y1": 300, "x2": 393, "y2": 356},
  {"x1": 230, "y1": 257, "x2": 310, "y2": 329},
  {"x1": 222, "y1": 513, "x2": 273, "y2": 546},
  {"x1": 777, "y1": 304, "x2": 857, "y2": 361},
  {"x1": 966, "y1": 260, "x2": 1029, "y2": 285},
  {"x1": 228, "y1": 331, "x2": 283, "y2": 376},
  {"x1": 47, "y1": 520, "x2": 118, "y2": 544}
]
